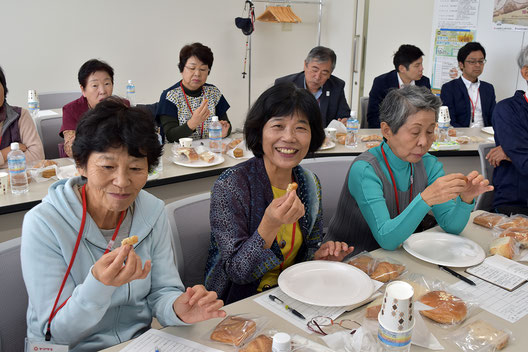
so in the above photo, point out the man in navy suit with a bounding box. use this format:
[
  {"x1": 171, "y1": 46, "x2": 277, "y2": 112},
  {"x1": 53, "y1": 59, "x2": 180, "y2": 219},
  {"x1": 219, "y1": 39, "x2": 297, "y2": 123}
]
[
  {"x1": 440, "y1": 42, "x2": 496, "y2": 127},
  {"x1": 367, "y1": 45, "x2": 431, "y2": 128},
  {"x1": 275, "y1": 46, "x2": 351, "y2": 127}
]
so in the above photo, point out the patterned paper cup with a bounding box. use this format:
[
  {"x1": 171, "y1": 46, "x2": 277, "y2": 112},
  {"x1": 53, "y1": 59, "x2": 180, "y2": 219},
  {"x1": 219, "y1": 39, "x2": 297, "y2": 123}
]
[
  {"x1": 378, "y1": 281, "x2": 414, "y2": 332},
  {"x1": 378, "y1": 318, "x2": 415, "y2": 349}
]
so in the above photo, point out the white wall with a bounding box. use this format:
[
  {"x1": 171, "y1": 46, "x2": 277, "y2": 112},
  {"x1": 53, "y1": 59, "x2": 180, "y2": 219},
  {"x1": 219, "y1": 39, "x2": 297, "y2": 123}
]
[{"x1": 1, "y1": 0, "x2": 356, "y2": 130}]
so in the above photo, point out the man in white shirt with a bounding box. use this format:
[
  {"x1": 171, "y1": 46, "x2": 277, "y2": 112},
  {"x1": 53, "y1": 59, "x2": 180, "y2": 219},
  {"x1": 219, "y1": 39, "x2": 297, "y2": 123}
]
[{"x1": 440, "y1": 42, "x2": 496, "y2": 128}]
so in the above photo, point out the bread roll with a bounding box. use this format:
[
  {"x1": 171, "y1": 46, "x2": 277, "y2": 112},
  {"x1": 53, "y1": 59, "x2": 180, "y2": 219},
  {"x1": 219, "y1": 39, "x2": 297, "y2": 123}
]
[
  {"x1": 419, "y1": 290, "x2": 467, "y2": 324},
  {"x1": 490, "y1": 237, "x2": 515, "y2": 259},
  {"x1": 369, "y1": 261, "x2": 405, "y2": 283},
  {"x1": 210, "y1": 316, "x2": 256, "y2": 346},
  {"x1": 347, "y1": 255, "x2": 375, "y2": 274},
  {"x1": 286, "y1": 182, "x2": 298, "y2": 193},
  {"x1": 473, "y1": 212, "x2": 504, "y2": 228},
  {"x1": 239, "y1": 334, "x2": 272, "y2": 352},
  {"x1": 499, "y1": 227, "x2": 528, "y2": 248},
  {"x1": 121, "y1": 235, "x2": 138, "y2": 246},
  {"x1": 233, "y1": 148, "x2": 244, "y2": 158},
  {"x1": 466, "y1": 320, "x2": 509, "y2": 350},
  {"x1": 227, "y1": 138, "x2": 242, "y2": 149}
]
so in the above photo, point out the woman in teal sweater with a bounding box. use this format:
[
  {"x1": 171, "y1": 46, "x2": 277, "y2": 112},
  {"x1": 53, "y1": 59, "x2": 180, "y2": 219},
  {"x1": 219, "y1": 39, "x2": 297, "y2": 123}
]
[{"x1": 326, "y1": 86, "x2": 493, "y2": 252}]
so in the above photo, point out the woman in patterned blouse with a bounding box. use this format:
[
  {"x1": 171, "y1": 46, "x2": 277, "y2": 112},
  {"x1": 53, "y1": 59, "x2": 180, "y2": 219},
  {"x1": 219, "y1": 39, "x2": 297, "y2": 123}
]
[
  {"x1": 205, "y1": 83, "x2": 353, "y2": 304},
  {"x1": 156, "y1": 42, "x2": 231, "y2": 142}
]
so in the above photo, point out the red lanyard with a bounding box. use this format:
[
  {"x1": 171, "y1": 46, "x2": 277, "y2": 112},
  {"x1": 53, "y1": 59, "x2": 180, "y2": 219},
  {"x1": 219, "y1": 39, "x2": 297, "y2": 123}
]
[
  {"x1": 381, "y1": 144, "x2": 413, "y2": 215},
  {"x1": 181, "y1": 82, "x2": 206, "y2": 139},
  {"x1": 45, "y1": 184, "x2": 125, "y2": 341},
  {"x1": 468, "y1": 88, "x2": 480, "y2": 123},
  {"x1": 524, "y1": 93, "x2": 528, "y2": 104}
]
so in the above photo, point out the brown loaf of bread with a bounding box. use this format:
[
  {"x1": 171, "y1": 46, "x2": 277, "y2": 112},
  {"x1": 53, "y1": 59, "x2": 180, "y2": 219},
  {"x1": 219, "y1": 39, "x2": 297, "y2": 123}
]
[
  {"x1": 466, "y1": 320, "x2": 510, "y2": 350},
  {"x1": 499, "y1": 227, "x2": 528, "y2": 248},
  {"x1": 239, "y1": 334, "x2": 273, "y2": 352},
  {"x1": 210, "y1": 316, "x2": 256, "y2": 346},
  {"x1": 490, "y1": 237, "x2": 515, "y2": 259},
  {"x1": 347, "y1": 255, "x2": 376, "y2": 274},
  {"x1": 473, "y1": 212, "x2": 504, "y2": 228},
  {"x1": 369, "y1": 261, "x2": 405, "y2": 283},
  {"x1": 419, "y1": 290, "x2": 467, "y2": 324}
]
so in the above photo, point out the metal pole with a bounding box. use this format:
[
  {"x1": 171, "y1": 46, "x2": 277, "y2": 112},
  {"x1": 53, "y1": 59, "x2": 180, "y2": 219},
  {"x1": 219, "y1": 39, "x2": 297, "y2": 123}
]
[
  {"x1": 317, "y1": 0, "x2": 322, "y2": 45},
  {"x1": 248, "y1": 34, "x2": 252, "y2": 110}
]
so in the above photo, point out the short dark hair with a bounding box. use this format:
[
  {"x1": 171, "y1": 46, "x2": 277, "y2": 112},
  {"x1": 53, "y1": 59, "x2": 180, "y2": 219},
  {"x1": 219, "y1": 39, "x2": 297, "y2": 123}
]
[
  {"x1": 393, "y1": 45, "x2": 424, "y2": 71},
  {"x1": 0, "y1": 65, "x2": 8, "y2": 99},
  {"x1": 305, "y1": 46, "x2": 337, "y2": 71},
  {"x1": 78, "y1": 59, "x2": 114, "y2": 88},
  {"x1": 178, "y1": 43, "x2": 214, "y2": 73},
  {"x1": 457, "y1": 42, "x2": 486, "y2": 63},
  {"x1": 244, "y1": 82, "x2": 325, "y2": 158},
  {"x1": 72, "y1": 97, "x2": 162, "y2": 172}
]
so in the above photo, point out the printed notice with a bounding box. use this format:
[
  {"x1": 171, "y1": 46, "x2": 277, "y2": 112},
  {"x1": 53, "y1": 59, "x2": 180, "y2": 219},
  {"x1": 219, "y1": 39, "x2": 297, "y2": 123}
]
[
  {"x1": 466, "y1": 254, "x2": 528, "y2": 291},
  {"x1": 120, "y1": 329, "x2": 222, "y2": 352}
]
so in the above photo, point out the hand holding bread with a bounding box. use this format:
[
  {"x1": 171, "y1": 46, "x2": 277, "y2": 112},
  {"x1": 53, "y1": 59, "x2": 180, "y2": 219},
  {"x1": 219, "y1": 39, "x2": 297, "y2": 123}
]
[{"x1": 92, "y1": 244, "x2": 151, "y2": 287}]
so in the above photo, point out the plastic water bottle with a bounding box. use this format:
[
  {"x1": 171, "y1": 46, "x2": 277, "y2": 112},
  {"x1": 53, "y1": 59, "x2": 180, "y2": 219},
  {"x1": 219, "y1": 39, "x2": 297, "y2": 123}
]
[
  {"x1": 126, "y1": 80, "x2": 136, "y2": 106},
  {"x1": 209, "y1": 116, "x2": 222, "y2": 153},
  {"x1": 27, "y1": 90, "x2": 40, "y2": 118},
  {"x1": 272, "y1": 333, "x2": 292, "y2": 352},
  {"x1": 155, "y1": 127, "x2": 163, "y2": 173},
  {"x1": 345, "y1": 111, "x2": 359, "y2": 148},
  {"x1": 438, "y1": 106, "x2": 451, "y2": 143},
  {"x1": 7, "y1": 143, "x2": 29, "y2": 195}
]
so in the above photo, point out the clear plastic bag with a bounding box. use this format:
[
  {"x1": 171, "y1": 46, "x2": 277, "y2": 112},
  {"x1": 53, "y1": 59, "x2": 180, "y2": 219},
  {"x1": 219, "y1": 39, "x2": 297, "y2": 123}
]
[
  {"x1": 209, "y1": 314, "x2": 268, "y2": 347},
  {"x1": 473, "y1": 212, "x2": 506, "y2": 229},
  {"x1": 448, "y1": 319, "x2": 514, "y2": 351},
  {"x1": 345, "y1": 252, "x2": 406, "y2": 283}
]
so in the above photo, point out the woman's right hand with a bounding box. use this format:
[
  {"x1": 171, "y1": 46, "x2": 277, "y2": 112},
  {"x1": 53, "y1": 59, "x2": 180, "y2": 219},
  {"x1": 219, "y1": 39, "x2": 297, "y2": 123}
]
[
  {"x1": 187, "y1": 99, "x2": 210, "y2": 131},
  {"x1": 420, "y1": 173, "x2": 468, "y2": 206},
  {"x1": 258, "y1": 191, "x2": 305, "y2": 248},
  {"x1": 92, "y1": 245, "x2": 151, "y2": 286}
]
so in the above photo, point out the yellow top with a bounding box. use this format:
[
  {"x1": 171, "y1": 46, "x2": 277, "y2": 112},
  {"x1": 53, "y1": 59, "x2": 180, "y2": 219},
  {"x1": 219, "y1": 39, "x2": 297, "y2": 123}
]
[{"x1": 258, "y1": 186, "x2": 303, "y2": 291}]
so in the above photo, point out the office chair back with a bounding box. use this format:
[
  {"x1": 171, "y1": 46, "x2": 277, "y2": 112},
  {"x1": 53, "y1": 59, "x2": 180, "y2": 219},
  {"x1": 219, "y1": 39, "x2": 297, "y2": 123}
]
[
  {"x1": 300, "y1": 156, "x2": 355, "y2": 231},
  {"x1": 475, "y1": 142, "x2": 496, "y2": 211},
  {"x1": 0, "y1": 237, "x2": 28, "y2": 352},
  {"x1": 35, "y1": 115, "x2": 64, "y2": 159},
  {"x1": 165, "y1": 193, "x2": 211, "y2": 288},
  {"x1": 38, "y1": 91, "x2": 80, "y2": 110},
  {"x1": 359, "y1": 96, "x2": 369, "y2": 128}
]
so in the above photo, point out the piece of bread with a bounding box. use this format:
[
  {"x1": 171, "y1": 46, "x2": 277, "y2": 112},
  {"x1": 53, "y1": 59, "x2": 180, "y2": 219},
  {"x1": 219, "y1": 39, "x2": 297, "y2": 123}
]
[
  {"x1": 210, "y1": 316, "x2": 257, "y2": 346},
  {"x1": 361, "y1": 134, "x2": 383, "y2": 142},
  {"x1": 176, "y1": 147, "x2": 199, "y2": 162},
  {"x1": 239, "y1": 334, "x2": 272, "y2": 352},
  {"x1": 370, "y1": 261, "x2": 405, "y2": 282},
  {"x1": 365, "y1": 296, "x2": 383, "y2": 319},
  {"x1": 33, "y1": 160, "x2": 58, "y2": 168},
  {"x1": 121, "y1": 235, "x2": 138, "y2": 246},
  {"x1": 336, "y1": 133, "x2": 346, "y2": 145},
  {"x1": 456, "y1": 136, "x2": 469, "y2": 144},
  {"x1": 473, "y1": 212, "x2": 504, "y2": 228},
  {"x1": 347, "y1": 255, "x2": 375, "y2": 274},
  {"x1": 286, "y1": 182, "x2": 298, "y2": 193},
  {"x1": 227, "y1": 138, "x2": 242, "y2": 149},
  {"x1": 498, "y1": 216, "x2": 528, "y2": 229},
  {"x1": 419, "y1": 290, "x2": 467, "y2": 324},
  {"x1": 366, "y1": 141, "x2": 381, "y2": 149},
  {"x1": 199, "y1": 151, "x2": 216, "y2": 163},
  {"x1": 466, "y1": 320, "x2": 510, "y2": 350},
  {"x1": 499, "y1": 227, "x2": 528, "y2": 248},
  {"x1": 41, "y1": 168, "x2": 57, "y2": 178},
  {"x1": 448, "y1": 128, "x2": 457, "y2": 137},
  {"x1": 489, "y1": 237, "x2": 515, "y2": 259},
  {"x1": 233, "y1": 148, "x2": 244, "y2": 158}
]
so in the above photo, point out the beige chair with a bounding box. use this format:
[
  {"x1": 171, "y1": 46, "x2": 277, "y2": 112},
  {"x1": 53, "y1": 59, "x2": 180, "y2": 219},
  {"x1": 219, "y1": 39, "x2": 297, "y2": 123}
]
[
  {"x1": 475, "y1": 143, "x2": 496, "y2": 211},
  {"x1": 165, "y1": 193, "x2": 211, "y2": 288},
  {"x1": 0, "y1": 237, "x2": 28, "y2": 352}
]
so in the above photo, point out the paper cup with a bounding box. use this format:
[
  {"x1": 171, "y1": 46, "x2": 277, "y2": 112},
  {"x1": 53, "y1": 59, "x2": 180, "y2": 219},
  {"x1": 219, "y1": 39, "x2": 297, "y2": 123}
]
[
  {"x1": 378, "y1": 281, "x2": 414, "y2": 332},
  {"x1": 0, "y1": 172, "x2": 8, "y2": 195},
  {"x1": 378, "y1": 319, "x2": 414, "y2": 350},
  {"x1": 324, "y1": 127, "x2": 337, "y2": 141},
  {"x1": 438, "y1": 106, "x2": 450, "y2": 124},
  {"x1": 179, "y1": 138, "x2": 193, "y2": 148}
]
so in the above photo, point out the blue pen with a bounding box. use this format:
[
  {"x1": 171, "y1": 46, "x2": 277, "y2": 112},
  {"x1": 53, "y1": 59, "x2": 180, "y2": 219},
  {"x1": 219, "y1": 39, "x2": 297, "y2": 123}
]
[{"x1": 155, "y1": 347, "x2": 160, "y2": 352}]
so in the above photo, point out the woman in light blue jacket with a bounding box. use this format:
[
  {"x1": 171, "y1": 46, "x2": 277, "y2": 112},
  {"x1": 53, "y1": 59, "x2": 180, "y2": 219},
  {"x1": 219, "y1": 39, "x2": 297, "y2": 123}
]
[{"x1": 21, "y1": 98, "x2": 225, "y2": 351}]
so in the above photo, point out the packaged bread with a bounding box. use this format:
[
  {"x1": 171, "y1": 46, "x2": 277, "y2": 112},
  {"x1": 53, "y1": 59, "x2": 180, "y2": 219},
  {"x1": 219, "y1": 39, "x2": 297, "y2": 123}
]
[
  {"x1": 365, "y1": 296, "x2": 383, "y2": 320},
  {"x1": 366, "y1": 141, "x2": 381, "y2": 149},
  {"x1": 456, "y1": 136, "x2": 469, "y2": 144},
  {"x1": 419, "y1": 290, "x2": 467, "y2": 324},
  {"x1": 448, "y1": 128, "x2": 457, "y2": 137},
  {"x1": 239, "y1": 334, "x2": 272, "y2": 352},
  {"x1": 347, "y1": 254, "x2": 377, "y2": 275},
  {"x1": 33, "y1": 160, "x2": 58, "y2": 168},
  {"x1": 121, "y1": 235, "x2": 138, "y2": 246},
  {"x1": 175, "y1": 147, "x2": 199, "y2": 162},
  {"x1": 499, "y1": 227, "x2": 528, "y2": 248},
  {"x1": 227, "y1": 138, "x2": 243, "y2": 150},
  {"x1": 473, "y1": 212, "x2": 505, "y2": 228},
  {"x1": 465, "y1": 320, "x2": 510, "y2": 350},
  {"x1": 361, "y1": 134, "x2": 383, "y2": 142},
  {"x1": 370, "y1": 261, "x2": 405, "y2": 283},
  {"x1": 336, "y1": 133, "x2": 346, "y2": 145},
  {"x1": 489, "y1": 237, "x2": 515, "y2": 259},
  {"x1": 496, "y1": 215, "x2": 528, "y2": 230},
  {"x1": 199, "y1": 151, "x2": 216, "y2": 163},
  {"x1": 211, "y1": 316, "x2": 257, "y2": 346},
  {"x1": 233, "y1": 147, "x2": 244, "y2": 158}
]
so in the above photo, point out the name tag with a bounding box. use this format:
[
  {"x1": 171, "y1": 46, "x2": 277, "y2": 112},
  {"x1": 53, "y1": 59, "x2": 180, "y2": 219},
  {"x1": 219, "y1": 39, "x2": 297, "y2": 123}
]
[{"x1": 25, "y1": 339, "x2": 69, "y2": 352}]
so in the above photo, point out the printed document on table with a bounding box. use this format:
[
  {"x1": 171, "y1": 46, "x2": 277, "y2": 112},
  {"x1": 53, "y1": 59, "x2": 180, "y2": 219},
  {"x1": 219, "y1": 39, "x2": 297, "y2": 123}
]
[
  {"x1": 465, "y1": 255, "x2": 528, "y2": 291},
  {"x1": 451, "y1": 276, "x2": 528, "y2": 323},
  {"x1": 119, "y1": 329, "x2": 222, "y2": 352}
]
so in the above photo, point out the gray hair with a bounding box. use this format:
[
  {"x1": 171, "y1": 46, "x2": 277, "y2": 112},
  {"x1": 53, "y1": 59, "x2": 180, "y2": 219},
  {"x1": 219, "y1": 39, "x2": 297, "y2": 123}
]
[
  {"x1": 517, "y1": 45, "x2": 528, "y2": 69},
  {"x1": 380, "y1": 85, "x2": 442, "y2": 134},
  {"x1": 305, "y1": 46, "x2": 336, "y2": 71}
]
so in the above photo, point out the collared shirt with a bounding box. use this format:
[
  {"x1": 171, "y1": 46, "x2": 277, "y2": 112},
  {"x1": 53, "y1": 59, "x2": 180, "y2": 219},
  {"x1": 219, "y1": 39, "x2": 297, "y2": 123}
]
[
  {"x1": 461, "y1": 75, "x2": 483, "y2": 127},
  {"x1": 304, "y1": 79, "x2": 323, "y2": 103},
  {"x1": 397, "y1": 72, "x2": 416, "y2": 89}
]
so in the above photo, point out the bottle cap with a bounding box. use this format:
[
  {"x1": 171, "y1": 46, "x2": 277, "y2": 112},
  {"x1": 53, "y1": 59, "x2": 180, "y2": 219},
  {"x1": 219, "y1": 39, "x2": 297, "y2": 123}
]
[
  {"x1": 11, "y1": 142, "x2": 19, "y2": 150},
  {"x1": 438, "y1": 106, "x2": 450, "y2": 123},
  {"x1": 350, "y1": 111, "x2": 357, "y2": 118},
  {"x1": 128, "y1": 80, "x2": 133, "y2": 84},
  {"x1": 211, "y1": 116, "x2": 219, "y2": 122},
  {"x1": 272, "y1": 332, "x2": 291, "y2": 352}
]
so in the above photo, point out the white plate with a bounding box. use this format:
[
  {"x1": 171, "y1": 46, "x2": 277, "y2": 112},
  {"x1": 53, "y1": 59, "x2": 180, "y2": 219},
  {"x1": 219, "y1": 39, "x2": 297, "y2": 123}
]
[
  {"x1": 403, "y1": 231, "x2": 485, "y2": 267},
  {"x1": 278, "y1": 261, "x2": 374, "y2": 307},
  {"x1": 481, "y1": 126, "x2": 494, "y2": 135},
  {"x1": 172, "y1": 154, "x2": 224, "y2": 168},
  {"x1": 319, "y1": 141, "x2": 336, "y2": 150}
]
